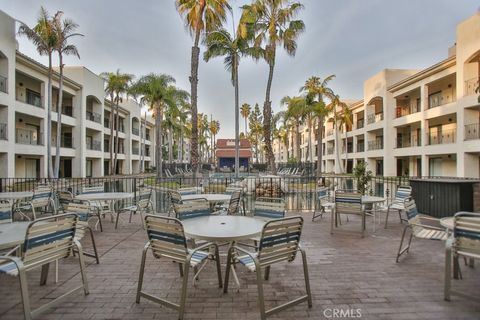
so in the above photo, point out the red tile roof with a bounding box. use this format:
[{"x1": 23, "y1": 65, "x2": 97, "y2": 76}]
[
  {"x1": 216, "y1": 149, "x2": 252, "y2": 158},
  {"x1": 216, "y1": 139, "x2": 251, "y2": 148}
]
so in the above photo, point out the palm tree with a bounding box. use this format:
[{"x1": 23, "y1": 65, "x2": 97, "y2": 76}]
[
  {"x1": 163, "y1": 104, "x2": 181, "y2": 164},
  {"x1": 301, "y1": 75, "x2": 335, "y2": 177},
  {"x1": 281, "y1": 95, "x2": 306, "y2": 163},
  {"x1": 240, "y1": 103, "x2": 251, "y2": 135},
  {"x1": 176, "y1": 0, "x2": 231, "y2": 178},
  {"x1": 240, "y1": 0, "x2": 305, "y2": 174},
  {"x1": 177, "y1": 103, "x2": 191, "y2": 163},
  {"x1": 52, "y1": 11, "x2": 83, "y2": 178},
  {"x1": 130, "y1": 74, "x2": 189, "y2": 178},
  {"x1": 101, "y1": 70, "x2": 133, "y2": 174},
  {"x1": 326, "y1": 93, "x2": 348, "y2": 174},
  {"x1": 209, "y1": 120, "x2": 220, "y2": 164},
  {"x1": 204, "y1": 25, "x2": 249, "y2": 177},
  {"x1": 18, "y1": 7, "x2": 58, "y2": 178},
  {"x1": 339, "y1": 103, "x2": 353, "y2": 172}
]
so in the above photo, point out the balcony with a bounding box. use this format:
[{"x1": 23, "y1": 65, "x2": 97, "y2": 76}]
[
  {"x1": 428, "y1": 91, "x2": 456, "y2": 109},
  {"x1": 326, "y1": 146, "x2": 334, "y2": 155},
  {"x1": 427, "y1": 128, "x2": 456, "y2": 145},
  {"x1": 52, "y1": 136, "x2": 74, "y2": 148},
  {"x1": 464, "y1": 77, "x2": 479, "y2": 96},
  {"x1": 86, "y1": 111, "x2": 101, "y2": 123},
  {"x1": 104, "y1": 118, "x2": 110, "y2": 128},
  {"x1": 104, "y1": 142, "x2": 110, "y2": 152},
  {"x1": 0, "y1": 75, "x2": 7, "y2": 93},
  {"x1": 87, "y1": 140, "x2": 102, "y2": 151},
  {"x1": 132, "y1": 127, "x2": 140, "y2": 136},
  {"x1": 132, "y1": 146, "x2": 139, "y2": 155},
  {"x1": 342, "y1": 144, "x2": 353, "y2": 153},
  {"x1": 395, "y1": 135, "x2": 421, "y2": 148},
  {"x1": 53, "y1": 105, "x2": 73, "y2": 117},
  {"x1": 367, "y1": 140, "x2": 383, "y2": 151},
  {"x1": 356, "y1": 119, "x2": 364, "y2": 129},
  {"x1": 0, "y1": 123, "x2": 6, "y2": 140},
  {"x1": 145, "y1": 134, "x2": 150, "y2": 141},
  {"x1": 465, "y1": 123, "x2": 479, "y2": 140},
  {"x1": 395, "y1": 104, "x2": 420, "y2": 118},
  {"x1": 17, "y1": 90, "x2": 43, "y2": 108},
  {"x1": 16, "y1": 128, "x2": 42, "y2": 145},
  {"x1": 326, "y1": 129, "x2": 334, "y2": 136},
  {"x1": 366, "y1": 113, "x2": 383, "y2": 125},
  {"x1": 356, "y1": 142, "x2": 365, "y2": 152}
]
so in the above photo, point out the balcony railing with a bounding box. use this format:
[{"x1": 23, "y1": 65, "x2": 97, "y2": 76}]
[
  {"x1": 145, "y1": 134, "x2": 150, "y2": 141},
  {"x1": 86, "y1": 111, "x2": 101, "y2": 123},
  {"x1": 367, "y1": 140, "x2": 383, "y2": 150},
  {"x1": 464, "y1": 77, "x2": 479, "y2": 96},
  {"x1": 87, "y1": 140, "x2": 102, "y2": 151},
  {"x1": 427, "y1": 128, "x2": 456, "y2": 145},
  {"x1": 0, "y1": 75, "x2": 7, "y2": 93},
  {"x1": 132, "y1": 146, "x2": 139, "y2": 155},
  {"x1": 52, "y1": 136, "x2": 73, "y2": 148},
  {"x1": 395, "y1": 104, "x2": 420, "y2": 118},
  {"x1": 326, "y1": 147, "x2": 334, "y2": 155},
  {"x1": 132, "y1": 127, "x2": 140, "y2": 136},
  {"x1": 326, "y1": 129, "x2": 334, "y2": 136},
  {"x1": 104, "y1": 119, "x2": 110, "y2": 128},
  {"x1": 465, "y1": 123, "x2": 479, "y2": 140},
  {"x1": 104, "y1": 142, "x2": 110, "y2": 152},
  {"x1": 356, "y1": 119, "x2": 364, "y2": 129},
  {"x1": 53, "y1": 105, "x2": 73, "y2": 117},
  {"x1": 16, "y1": 128, "x2": 42, "y2": 145},
  {"x1": 145, "y1": 149, "x2": 150, "y2": 157},
  {"x1": 366, "y1": 113, "x2": 383, "y2": 125},
  {"x1": 342, "y1": 145, "x2": 353, "y2": 153},
  {"x1": 395, "y1": 135, "x2": 421, "y2": 148},
  {"x1": 20, "y1": 90, "x2": 43, "y2": 108},
  {"x1": 428, "y1": 91, "x2": 456, "y2": 109},
  {"x1": 356, "y1": 142, "x2": 365, "y2": 152},
  {"x1": 0, "y1": 123, "x2": 6, "y2": 140}
]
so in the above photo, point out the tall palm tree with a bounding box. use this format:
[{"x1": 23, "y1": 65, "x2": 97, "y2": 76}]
[
  {"x1": 240, "y1": 0, "x2": 305, "y2": 174},
  {"x1": 301, "y1": 75, "x2": 335, "y2": 177},
  {"x1": 101, "y1": 70, "x2": 133, "y2": 174},
  {"x1": 209, "y1": 120, "x2": 220, "y2": 164},
  {"x1": 281, "y1": 95, "x2": 306, "y2": 163},
  {"x1": 177, "y1": 103, "x2": 191, "y2": 163},
  {"x1": 240, "y1": 103, "x2": 251, "y2": 135},
  {"x1": 130, "y1": 74, "x2": 189, "y2": 178},
  {"x1": 204, "y1": 24, "x2": 249, "y2": 177},
  {"x1": 326, "y1": 93, "x2": 348, "y2": 174},
  {"x1": 52, "y1": 11, "x2": 82, "y2": 178},
  {"x1": 163, "y1": 103, "x2": 181, "y2": 164},
  {"x1": 176, "y1": 0, "x2": 231, "y2": 178},
  {"x1": 18, "y1": 7, "x2": 58, "y2": 178},
  {"x1": 339, "y1": 104, "x2": 353, "y2": 172}
]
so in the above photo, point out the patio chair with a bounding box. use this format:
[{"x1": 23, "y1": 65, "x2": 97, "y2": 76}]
[
  {"x1": 214, "y1": 190, "x2": 243, "y2": 216},
  {"x1": 396, "y1": 198, "x2": 448, "y2": 262},
  {"x1": 0, "y1": 201, "x2": 12, "y2": 224},
  {"x1": 116, "y1": 188, "x2": 153, "y2": 229},
  {"x1": 167, "y1": 190, "x2": 207, "y2": 217},
  {"x1": 173, "y1": 199, "x2": 211, "y2": 220},
  {"x1": 57, "y1": 190, "x2": 74, "y2": 213},
  {"x1": 312, "y1": 187, "x2": 334, "y2": 221},
  {"x1": 224, "y1": 216, "x2": 312, "y2": 320},
  {"x1": 254, "y1": 197, "x2": 285, "y2": 219},
  {"x1": 384, "y1": 185, "x2": 412, "y2": 228},
  {"x1": 14, "y1": 184, "x2": 56, "y2": 221},
  {"x1": 444, "y1": 212, "x2": 480, "y2": 301},
  {"x1": 0, "y1": 213, "x2": 89, "y2": 320},
  {"x1": 136, "y1": 215, "x2": 222, "y2": 320},
  {"x1": 64, "y1": 202, "x2": 100, "y2": 264},
  {"x1": 331, "y1": 190, "x2": 365, "y2": 237}
]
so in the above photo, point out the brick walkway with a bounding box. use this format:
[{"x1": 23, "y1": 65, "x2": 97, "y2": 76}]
[{"x1": 1, "y1": 212, "x2": 479, "y2": 320}]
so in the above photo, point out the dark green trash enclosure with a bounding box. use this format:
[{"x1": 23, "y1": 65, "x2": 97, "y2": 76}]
[{"x1": 410, "y1": 178, "x2": 480, "y2": 218}]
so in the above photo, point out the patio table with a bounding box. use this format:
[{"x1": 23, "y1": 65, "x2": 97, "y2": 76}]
[
  {"x1": 362, "y1": 196, "x2": 385, "y2": 232},
  {"x1": 75, "y1": 192, "x2": 134, "y2": 224},
  {"x1": 183, "y1": 215, "x2": 265, "y2": 289},
  {"x1": 0, "y1": 192, "x2": 34, "y2": 202},
  {"x1": 182, "y1": 193, "x2": 231, "y2": 210}
]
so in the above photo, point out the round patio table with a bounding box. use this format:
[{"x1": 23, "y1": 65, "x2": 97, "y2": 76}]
[
  {"x1": 362, "y1": 196, "x2": 386, "y2": 232},
  {"x1": 0, "y1": 191, "x2": 34, "y2": 203},
  {"x1": 182, "y1": 193, "x2": 231, "y2": 204},
  {"x1": 75, "y1": 192, "x2": 134, "y2": 202}
]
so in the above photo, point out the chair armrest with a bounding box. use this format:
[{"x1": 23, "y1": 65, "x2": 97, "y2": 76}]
[
  {"x1": 0, "y1": 255, "x2": 24, "y2": 269},
  {"x1": 183, "y1": 197, "x2": 209, "y2": 203},
  {"x1": 409, "y1": 222, "x2": 445, "y2": 231},
  {"x1": 232, "y1": 245, "x2": 257, "y2": 257},
  {"x1": 190, "y1": 241, "x2": 216, "y2": 253}
]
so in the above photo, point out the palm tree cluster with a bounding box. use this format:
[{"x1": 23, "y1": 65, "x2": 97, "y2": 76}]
[{"x1": 273, "y1": 75, "x2": 354, "y2": 176}]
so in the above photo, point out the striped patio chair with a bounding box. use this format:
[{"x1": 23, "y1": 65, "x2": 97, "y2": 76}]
[
  {"x1": 312, "y1": 187, "x2": 334, "y2": 221},
  {"x1": 177, "y1": 187, "x2": 203, "y2": 195},
  {"x1": 0, "y1": 213, "x2": 89, "y2": 320},
  {"x1": 14, "y1": 184, "x2": 56, "y2": 221},
  {"x1": 167, "y1": 190, "x2": 208, "y2": 217},
  {"x1": 136, "y1": 215, "x2": 222, "y2": 320},
  {"x1": 116, "y1": 188, "x2": 153, "y2": 229},
  {"x1": 81, "y1": 185, "x2": 111, "y2": 218},
  {"x1": 331, "y1": 190, "x2": 365, "y2": 237},
  {"x1": 396, "y1": 198, "x2": 448, "y2": 262},
  {"x1": 0, "y1": 201, "x2": 12, "y2": 224},
  {"x1": 254, "y1": 197, "x2": 285, "y2": 219},
  {"x1": 173, "y1": 200, "x2": 211, "y2": 221},
  {"x1": 64, "y1": 202, "x2": 100, "y2": 263},
  {"x1": 384, "y1": 185, "x2": 412, "y2": 228},
  {"x1": 224, "y1": 216, "x2": 312, "y2": 320},
  {"x1": 444, "y1": 212, "x2": 480, "y2": 301},
  {"x1": 57, "y1": 190, "x2": 74, "y2": 213}
]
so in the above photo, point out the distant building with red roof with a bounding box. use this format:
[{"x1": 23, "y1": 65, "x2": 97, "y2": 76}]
[{"x1": 215, "y1": 139, "x2": 252, "y2": 169}]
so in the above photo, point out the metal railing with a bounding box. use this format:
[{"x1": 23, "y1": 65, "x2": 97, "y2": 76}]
[
  {"x1": 145, "y1": 134, "x2": 150, "y2": 141},
  {"x1": 0, "y1": 123, "x2": 6, "y2": 140},
  {"x1": 132, "y1": 147, "x2": 139, "y2": 155},
  {"x1": 16, "y1": 128, "x2": 42, "y2": 145},
  {"x1": 464, "y1": 123, "x2": 479, "y2": 140},
  {"x1": 326, "y1": 146, "x2": 334, "y2": 155},
  {"x1": 87, "y1": 140, "x2": 102, "y2": 151},
  {"x1": 427, "y1": 128, "x2": 456, "y2": 145},
  {"x1": 86, "y1": 111, "x2": 101, "y2": 123},
  {"x1": 52, "y1": 136, "x2": 73, "y2": 148},
  {"x1": 24, "y1": 91, "x2": 43, "y2": 108},
  {"x1": 53, "y1": 105, "x2": 73, "y2": 117},
  {"x1": 132, "y1": 127, "x2": 139, "y2": 136},
  {"x1": 367, "y1": 113, "x2": 383, "y2": 124},
  {"x1": 395, "y1": 134, "x2": 421, "y2": 148},
  {"x1": 356, "y1": 142, "x2": 364, "y2": 152},
  {"x1": 428, "y1": 91, "x2": 456, "y2": 109},
  {"x1": 0, "y1": 75, "x2": 7, "y2": 93},
  {"x1": 464, "y1": 77, "x2": 479, "y2": 96},
  {"x1": 326, "y1": 129, "x2": 334, "y2": 136},
  {"x1": 104, "y1": 119, "x2": 110, "y2": 128},
  {"x1": 356, "y1": 119, "x2": 364, "y2": 129},
  {"x1": 395, "y1": 104, "x2": 420, "y2": 118},
  {"x1": 367, "y1": 139, "x2": 383, "y2": 150}
]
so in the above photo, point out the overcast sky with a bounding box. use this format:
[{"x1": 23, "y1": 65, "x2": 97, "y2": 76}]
[{"x1": 2, "y1": 0, "x2": 478, "y2": 138}]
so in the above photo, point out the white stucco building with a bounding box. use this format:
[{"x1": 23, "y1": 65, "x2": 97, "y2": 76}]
[{"x1": 274, "y1": 12, "x2": 480, "y2": 178}]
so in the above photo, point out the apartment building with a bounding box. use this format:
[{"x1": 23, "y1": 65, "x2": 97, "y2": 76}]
[
  {"x1": 0, "y1": 10, "x2": 157, "y2": 178},
  {"x1": 274, "y1": 12, "x2": 480, "y2": 178}
]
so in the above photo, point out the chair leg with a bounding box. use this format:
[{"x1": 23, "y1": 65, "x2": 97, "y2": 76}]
[
  {"x1": 75, "y1": 242, "x2": 89, "y2": 295},
  {"x1": 40, "y1": 263, "x2": 49, "y2": 286},
  {"x1": 213, "y1": 245, "x2": 223, "y2": 288},
  {"x1": 330, "y1": 209, "x2": 335, "y2": 234},
  {"x1": 300, "y1": 248, "x2": 313, "y2": 308},
  {"x1": 444, "y1": 246, "x2": 452, "y2": 301},
  {"x1": 115, "y1": 212, "x2": 121, "y2": 229},
  {"x1": 87, "y1": 226, "x2": 100, "y2": 264},
  {"x1": 136, "y1": 245, "x2": 149, "y2": 303},
  {"x1": 129, "y1": 210, "x2": 134, "y2": 223},
  {"x1": 396, "y1": 226, "x2": 411, "y2": 262},
  {"x1": 384, "y1": 207, "x2": 391, "y2": 229},
  {"x1": 256, "y1": 265, "x2": 267, "y2": 320},
  {"x1": 264, "y1": 266, "x2": 270, "y2": 281},
  {"x1": 97, "y1": 212, "x2": 103, "y2": 232},
  {"x1": 18, "y1": 268, "x2": 32, "y2": 320},
  {"x1": 178, "y1": 263, "x2": 184, "y2": 277},
  {"x1": 178, "y1": 263, "x2": 190, "y2": 320},
  {"x1": 223, "y1": 247, "x2": 234, "y2": 293}
]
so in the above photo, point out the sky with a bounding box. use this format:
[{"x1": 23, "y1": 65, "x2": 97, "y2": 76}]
[{"x1": 2, "y1": 0, "x2": 478, "y2": 138}]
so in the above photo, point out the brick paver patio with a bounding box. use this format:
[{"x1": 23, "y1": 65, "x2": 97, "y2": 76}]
[{"x1": 1, "y1": 212, "x2": 479, "y2": 320}]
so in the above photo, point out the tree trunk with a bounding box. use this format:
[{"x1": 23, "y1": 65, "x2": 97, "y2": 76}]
[
  {"x1": 316, "y1": 117, "x2": 324, "y2": 177},
  {"x1": 308, "y1": 117, "x2": 313, "y2": 164},
  {"x1": 344, "y1": 127, "x2": 348, "y2": 173},
  {"x1": 234, "y1": 59, "x2": 240, "y2": 178},
  {"x1": 334, "y1": 113, "x2": 342, "y2": 174},
  {"x1": 109, "y1": 94, "x2": 114, "y2": 175},
  {"x1": 244, "y1": 118, "x2": 247, "y2": 136},
  {"x1": 114, "y1": 101, "x2": 120, "y2": 174},
  {"x1": 47, "y1": 53, "x2": 54, "y2": 179},
  {"x1": 155, "y1": 105, "x2": 163, "y2": 178},
  {"x1": 168, "y1": 128, "x2": 173, "y2": 164},
  {"x1": 263, "y1": 45, "x2": 277, "y2": 174},
  {"x1": 179, "y1": 130, "x2": 184, "y2": 163},
  {"x1": 190, "y1": 29, "x2": 201, "y2": 179},
  {"x1": 296, "y1": 123, "x2": 301, "y2": 162},
  {"x1": 54, "y1": 54, "x2": 63, "y2": 178}
]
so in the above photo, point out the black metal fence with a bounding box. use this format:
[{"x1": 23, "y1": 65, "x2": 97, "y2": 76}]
[{"x1": 0, "y1": 174, "x2": 410, "y2": 213}]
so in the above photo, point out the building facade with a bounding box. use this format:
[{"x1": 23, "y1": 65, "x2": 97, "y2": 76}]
[{"x1": 274, "y1": 12, "x2": 480, "y2": 178}]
